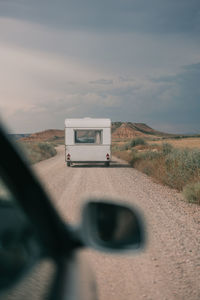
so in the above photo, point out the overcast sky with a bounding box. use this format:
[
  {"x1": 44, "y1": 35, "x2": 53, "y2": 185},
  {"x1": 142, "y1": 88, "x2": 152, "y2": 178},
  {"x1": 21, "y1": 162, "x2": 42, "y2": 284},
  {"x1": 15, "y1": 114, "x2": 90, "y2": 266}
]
[{"x1": 0, "y1": 0, "x2": 200, "y2": 133}]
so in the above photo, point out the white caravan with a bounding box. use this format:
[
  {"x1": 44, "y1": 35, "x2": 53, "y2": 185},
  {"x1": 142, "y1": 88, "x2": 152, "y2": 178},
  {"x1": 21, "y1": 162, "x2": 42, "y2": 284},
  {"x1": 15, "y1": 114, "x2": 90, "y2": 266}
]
[{"x1": 65, "y1": 118, "x2": 111, "y2": 166}]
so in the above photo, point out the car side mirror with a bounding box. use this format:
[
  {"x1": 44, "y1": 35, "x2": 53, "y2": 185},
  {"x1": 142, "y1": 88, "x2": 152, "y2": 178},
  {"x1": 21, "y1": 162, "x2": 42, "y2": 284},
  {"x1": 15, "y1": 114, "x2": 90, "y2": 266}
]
[{"x1": 81, "y1": 200, "x2": 145, "y2": 252}]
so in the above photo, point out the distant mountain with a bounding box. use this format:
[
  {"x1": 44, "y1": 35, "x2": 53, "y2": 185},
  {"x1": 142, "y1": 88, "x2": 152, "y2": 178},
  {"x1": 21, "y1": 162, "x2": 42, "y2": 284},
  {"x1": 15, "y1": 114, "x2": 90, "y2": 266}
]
[
  {"x1": 10, "y1": 134, "x2": 30, "y2": 140},
  {"x1": 111, "y1": 122, "x2": 172, "y2": 139},
  {"x1": 112, "y1": 123, "x2": 148, "y2": 139},
  {"x1": 18, "y1": 123, "x2": 174, "y2": 143},
  {"x1": 20, "y1": 129, "x2": 64, "y2": 142},
  {"x1": 111, "y1": 122, "x2": 123, "y2": 133}
]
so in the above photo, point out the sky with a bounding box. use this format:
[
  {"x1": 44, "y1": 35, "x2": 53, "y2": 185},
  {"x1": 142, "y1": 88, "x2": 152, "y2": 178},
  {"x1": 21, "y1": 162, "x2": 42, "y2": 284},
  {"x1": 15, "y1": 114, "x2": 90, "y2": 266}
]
[{"x1": 0, "y1": 0, "x2": 200, "y2": 134}]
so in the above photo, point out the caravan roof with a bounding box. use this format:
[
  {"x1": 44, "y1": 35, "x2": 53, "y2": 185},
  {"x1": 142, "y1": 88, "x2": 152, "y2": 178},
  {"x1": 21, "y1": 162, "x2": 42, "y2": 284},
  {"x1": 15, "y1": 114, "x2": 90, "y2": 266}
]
[{"x1": 65, "y1": 118, "x2": 111, "y2": 128}]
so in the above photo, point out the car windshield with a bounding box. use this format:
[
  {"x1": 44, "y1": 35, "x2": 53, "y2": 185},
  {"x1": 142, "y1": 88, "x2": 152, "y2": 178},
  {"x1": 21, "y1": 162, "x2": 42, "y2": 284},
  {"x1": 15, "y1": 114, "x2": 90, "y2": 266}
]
[{"x1": 0, "y1": 1, "x2": 199, "y2": 300}]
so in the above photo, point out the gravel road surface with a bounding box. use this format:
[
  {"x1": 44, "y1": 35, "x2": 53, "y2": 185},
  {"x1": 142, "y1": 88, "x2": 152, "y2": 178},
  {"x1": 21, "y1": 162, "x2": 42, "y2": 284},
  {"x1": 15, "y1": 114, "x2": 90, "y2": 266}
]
[{"x1": 3, "y1": 145, "x2": 200, "y2": 300}]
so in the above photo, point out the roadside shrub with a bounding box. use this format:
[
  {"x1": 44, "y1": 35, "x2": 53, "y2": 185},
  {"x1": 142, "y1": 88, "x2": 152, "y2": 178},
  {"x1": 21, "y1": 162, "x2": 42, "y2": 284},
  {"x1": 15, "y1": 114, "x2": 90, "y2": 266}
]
[
  {"x1": 113, "y1": 150, "x2": 133, "y2": 163},
  {"x1": 113, "y1": 139, "x2": 200, "y2": 204},
  {"x1": 173, "y1": 135, "x2": 182, "y2": 139},
  {"x1": 19, "y1": 142, "x2": 56, "y2": 164},
  {"x1": 129, "y1": 138, "x2": 147, "y2": 148},
  {"x1": 162, "y1": 143, "x2": 173, "y2": 155},
  {"x1": 130, "y1": 151, "x2": 142, "y2": 166},
  {"x1": 131, "y1": 150, "x2": 164, "y2": 178},
  {"x1": 163, "y1": 148, "x2": 200, "y2": 190},
  {"x1": 111, "y1": 144, "x2": 119, "y2": 152},
  {"x1": 142, "y1": 151, "x2": 161, "y2": 160},
  {"x1": 38, "y1": 142, "x2": 56, "y2": 156},
  {"x1": 112, "y1": 138, "x2": 147, "y2": 152},
  {"x1": 112, "y1": 144, "x2": 127, "y2": 152},
  {"x1": 183, "y1": 182, "x2": 200, "y2": 204},
  {"x1": 119, "y1": 143, "x2": 130, "y2": 151},
  {"x1": 165, "y1": 148, "x2": 200, "y2": 172}
]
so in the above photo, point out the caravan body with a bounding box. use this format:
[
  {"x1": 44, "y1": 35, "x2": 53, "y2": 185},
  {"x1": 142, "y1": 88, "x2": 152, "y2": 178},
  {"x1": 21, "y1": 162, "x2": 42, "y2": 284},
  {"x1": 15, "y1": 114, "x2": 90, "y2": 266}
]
[{"x1": 65, "y1": 118, "x2": 111, "y2": 166}]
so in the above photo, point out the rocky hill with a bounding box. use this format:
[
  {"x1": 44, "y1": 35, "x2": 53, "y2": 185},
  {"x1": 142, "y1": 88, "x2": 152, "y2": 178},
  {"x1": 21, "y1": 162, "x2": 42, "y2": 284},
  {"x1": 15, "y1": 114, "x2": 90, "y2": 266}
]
[
  {"x1": 20, "y1": 129, "x2": 64, "y2": 142},
  {"x1": 111, "y1": 122, "x2": 170, "y2": 140},
  {"x1": 19, "y1": 123, "x2": 170, "y2": 142},
  {"x1": 112, "y1": 123, "x2": 149, "y2": 139},
  {"x1": 10, "y1": 133, "x2": 30, "y2": 140}
]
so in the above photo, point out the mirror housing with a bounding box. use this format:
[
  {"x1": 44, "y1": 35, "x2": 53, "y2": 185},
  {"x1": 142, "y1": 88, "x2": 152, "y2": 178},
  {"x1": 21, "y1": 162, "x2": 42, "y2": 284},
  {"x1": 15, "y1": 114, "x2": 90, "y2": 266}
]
[{"x1": 80, "y1": 200, "x2": 145, "y2": 252}]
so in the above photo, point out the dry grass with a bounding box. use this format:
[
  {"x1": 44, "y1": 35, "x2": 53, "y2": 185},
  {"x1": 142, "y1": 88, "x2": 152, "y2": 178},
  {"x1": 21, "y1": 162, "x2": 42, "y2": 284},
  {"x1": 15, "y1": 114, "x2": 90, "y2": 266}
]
[
  {"x1": 183, "y1": 182, "x2": 200, "y2": 205},
  {"x1": 113, "y1": 150, "x2": 133, "y2": 162},
  {"x1": 148, "y1": 137, "x2": 200, "y2": 149},
  {"x1": 112, "y1": 140, "x2": 200, "y2": 205},
  {"x1": 18, "y1": 141, "x2": 57, "y2": 164}
]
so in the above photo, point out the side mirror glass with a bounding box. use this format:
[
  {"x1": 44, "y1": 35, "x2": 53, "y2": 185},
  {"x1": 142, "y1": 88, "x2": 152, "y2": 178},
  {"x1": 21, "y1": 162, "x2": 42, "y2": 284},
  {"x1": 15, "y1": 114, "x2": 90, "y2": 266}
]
[{"x1": 81, "y1": 200, "x2": 145, "y2": 251}]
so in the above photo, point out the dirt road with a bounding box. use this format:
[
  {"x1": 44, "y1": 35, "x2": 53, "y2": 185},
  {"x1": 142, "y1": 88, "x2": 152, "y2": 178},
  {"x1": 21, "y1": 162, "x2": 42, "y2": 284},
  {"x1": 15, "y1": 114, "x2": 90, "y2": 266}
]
[
  {"x1": 3, "y1": 145, "x2": 199, "y2": 300},
  {"x1": 31, "y1": 145, "x2": 199, "y2": 300}
]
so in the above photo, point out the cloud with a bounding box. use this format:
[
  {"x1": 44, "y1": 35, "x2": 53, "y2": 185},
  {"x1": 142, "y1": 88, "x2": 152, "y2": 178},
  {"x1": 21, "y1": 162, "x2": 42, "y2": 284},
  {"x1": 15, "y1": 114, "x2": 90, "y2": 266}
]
[
  {"x1": 89, "y1": 79, "x2": 113, "y2": 85},
  {"x1": 6, "y1": 93, "x2": 122, "y2": 132},
  {"x1": 0, "y1": 17, "x2": 199, "y2": 78},
  {"x1": 1, "y1": 58, "x2": 200, "y2": 133},
  {"x1": 142, "y1": 63, "x2": 200, "y2": 132},
  {"x1": 0, "y1": 0, "x2": 200, "y2": 35},
  {"x1": 0, "y1": 3, "x2": 199, "y2": 133}
]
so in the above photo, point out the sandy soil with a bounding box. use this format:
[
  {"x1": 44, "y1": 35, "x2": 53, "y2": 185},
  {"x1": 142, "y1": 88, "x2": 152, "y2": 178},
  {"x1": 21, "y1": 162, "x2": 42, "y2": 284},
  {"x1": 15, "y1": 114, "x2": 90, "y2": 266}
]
[
  {"x1": 35, "y1": 146, "x2": 200, "y2": 300},
  {"x1": 2, "y1": 145, "x2": 200, "y2": 300}
]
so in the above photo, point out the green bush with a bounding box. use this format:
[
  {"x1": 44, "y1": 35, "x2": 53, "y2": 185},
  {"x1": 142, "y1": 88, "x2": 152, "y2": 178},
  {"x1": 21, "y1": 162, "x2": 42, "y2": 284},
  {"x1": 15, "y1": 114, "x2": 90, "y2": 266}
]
[
  {"x1": 19, "y1": 142, "x2": 56, "y2": 164},
  {"x1": 111, "y1": 144, "x2": 123, "y2": 152},
  {"x1": 165, "y1": 148, "x2": 200, "y2": 174},
  {"x1": 129, "y1": 138, "x2": 147, "y2": 147},
  {"x1": 183, "y1": 182, "x2": 200, "y2": 204},
  {"x1": 38, "y1": 142, "x2": 57, "y2": 156},
  {"x1": 113, "y1": 140, "x2": 200, "y2": 204},
  {"x1": 164, "y1": 148, "x2": 200, "y2": 190},
  {"x1": 162, "y1": 143, "x2": 173, "y2": 155},
  {"x1": 130, "y1": 152, "x2": 142, "y2": 166},
  {"x1": 143, "y1": 151, "x2": 161, "y2": 160}
]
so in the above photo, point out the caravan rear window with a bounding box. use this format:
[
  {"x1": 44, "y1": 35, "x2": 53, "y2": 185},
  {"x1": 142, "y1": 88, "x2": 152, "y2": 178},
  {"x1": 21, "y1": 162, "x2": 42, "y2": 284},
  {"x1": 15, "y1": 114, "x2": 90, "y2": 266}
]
[{"x1": 74, "y1": 130, "x2": 102, "y2": 144}]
